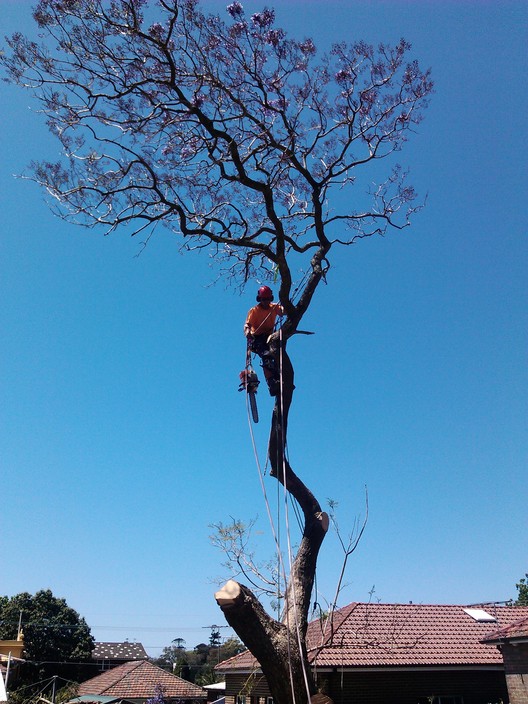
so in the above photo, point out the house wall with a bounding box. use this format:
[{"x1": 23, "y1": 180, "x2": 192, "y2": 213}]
[
  {"x1": 224, "y1": 672, "x2": 271, "y2": 699},
  {"x1": 502, "y1": 642, "x2": 528, "y2": 704},
  {"x1": 224, "y1": 668, "x2": 508, "y2": 704},
  {"x1": 321, "y1": 669, "x2": 508, "y2": 704}
]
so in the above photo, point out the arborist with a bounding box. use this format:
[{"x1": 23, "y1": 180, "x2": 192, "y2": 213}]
[{"x1": 244, "y1": 285, "x2": 284, "y2": 396}]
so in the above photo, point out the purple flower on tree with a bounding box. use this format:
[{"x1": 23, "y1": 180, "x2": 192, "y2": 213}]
[
  {"x1": 226, "y1": 2, "x2": 244, "y2": 18},
  {"x1": 148, "y1": 23, "x2": 165, "y2": 40},
  {"x1": 264, "y1": 28, "x2": 284, "y2": 46},
  {"x1": 146, "y1": 685, "x2": 165, "y2": 704},
  {"x1": 299, "y1": 38, "x2": 316, "y2": 56},
  {"x1": 251, "y1": 8, "x2": 275, "y2": 28}
]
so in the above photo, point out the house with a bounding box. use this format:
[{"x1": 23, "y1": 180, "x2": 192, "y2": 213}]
[
  {"x1": 0, "y1": 664, "x2": 7, "y2": 704},
  {"x1": 481, "y1": 615, "x2": 528, "y2": 704},
  {"x1": 76, "y1": 659, "x2": 207, "y2": 704},
  {"x1": 216, "y1": 602, "x2": 528, "y2": 704},
  {"x1": 203, "y1": 681, "x2": 225, "y2": 704},
  {"x1": 0, "y1": 632, "x2": 25, "y2": 692},
  {"x1": 92, "y1": 642, "x2": 149, "y2": 671},
  {"x1": 0, "y1": 638, "x2": 24, "y2": 661}
]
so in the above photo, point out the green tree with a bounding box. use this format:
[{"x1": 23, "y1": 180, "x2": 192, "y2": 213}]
[
  {"x1": 1, "y1": 2, "x2": 432, "y2": 701},
  {"x1": 152, "y1": 637, "x2": 186, "y2": 672},
  {"x1": 0, "y1": 590, "x2": 94, "y2": 691},
  {"x1": 515, "y1": 573, "x2": 528, "y2": 606},
  {"x1": 152, "y1": 637, "x2": 244, "y2": 684}
]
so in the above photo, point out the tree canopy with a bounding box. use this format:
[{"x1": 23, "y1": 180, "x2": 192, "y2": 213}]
[
  {"x1": 153, "y1": 636, "x2": 244, "y2": 685},
  {"x1": 2, "y1": 0, "x2": 432, "y2": 325},
  {"x1": 0, "y1": 589, "x2": 94, "y2": 690},
  {"x1": 515, "y1": 573, "x2": 528, "y2": 606}
]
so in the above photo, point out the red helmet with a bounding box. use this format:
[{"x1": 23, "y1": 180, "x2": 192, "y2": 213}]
[{"x1": 256, "y1": 285, "x2": 273, "y2": 302}]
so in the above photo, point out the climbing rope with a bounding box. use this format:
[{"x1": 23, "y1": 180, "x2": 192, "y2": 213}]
[
  {"x1": 277, "y1": 326, "x2": 313, "y2": 702},
  {"x1": 243, "y1": 364, "x2": 298, "y2": 700},
  {"x1": 242, "y1": 285, "x2": 315, "y2": 701}
]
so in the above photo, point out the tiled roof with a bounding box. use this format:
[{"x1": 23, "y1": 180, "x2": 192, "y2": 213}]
[
  {"x1": 71, "y1": 697, "x2": 124, "y2": 704},
  {"x1": 78, "y1": 660, "x2": 206, "y2": 700},
  {"x1": 216, "y1": 602, "x2": 528, "y2": 671},
  {"x1": 92, "y1": 643, "x2": 148, "y2": 661},
  {"x1": 481, "y1": 615, "x2": 528, "y2": 643}
]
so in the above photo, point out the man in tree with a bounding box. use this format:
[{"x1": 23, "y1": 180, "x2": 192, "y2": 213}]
[
  {"x1": 243, "y1": 285, "x2": 284, "y2": 395},
  {"x1": 1, "y1": 2, "x2": 433, "y2": 700}
]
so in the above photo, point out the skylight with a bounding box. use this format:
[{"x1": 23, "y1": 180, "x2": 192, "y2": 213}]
[{"x1": 463, "y1": 608, "x2": 497, "y2": 622}]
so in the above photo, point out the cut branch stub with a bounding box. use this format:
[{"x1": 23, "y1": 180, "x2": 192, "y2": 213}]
[{"x1": 214, "y1": 579, "x2": 241, "y2": 608}]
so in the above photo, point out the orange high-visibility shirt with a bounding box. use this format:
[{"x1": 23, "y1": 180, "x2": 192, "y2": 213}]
[{"x1": 245, "y1": 303, "x2": 283, "y2": 337}]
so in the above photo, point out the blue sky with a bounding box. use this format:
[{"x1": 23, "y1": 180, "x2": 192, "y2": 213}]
[{"x1": 1, "y1": 0, "x2": 526, "y2": 657}]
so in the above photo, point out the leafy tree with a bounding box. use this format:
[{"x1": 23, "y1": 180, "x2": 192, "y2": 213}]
[
  {"x1": 0, "y1": 590, "x2": 94, "y2": 690},
  {"x1": 153, "y1": 637, "x2": 186, "y2": 672},
  {"x1": 515, "y1": 573, "x2": 528, "y2": 606},
  {"x1": 1, "y1": 2, "x2": 432, "y2": 701},
  {"x1": 152, "y1": 637, "x2": 244, "y2": 684}
]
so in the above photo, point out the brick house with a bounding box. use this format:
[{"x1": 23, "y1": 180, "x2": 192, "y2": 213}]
[
  {"x1": 216, "y1": 602, "x2": 528, "y2": 704},
  {"x1": 482, "y1": 616, "x2": 528, "y2": 704},
  {"x1": 75, "y1": 659, "x2": 207, "y2": 704}
]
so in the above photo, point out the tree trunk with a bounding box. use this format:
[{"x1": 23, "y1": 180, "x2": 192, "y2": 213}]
[
  {"x1": 215, "y1": 336, "x2": 330, "y2": 704},
  {"x1": 215, "y1": 580, "x2": 314, "y2": 702}
]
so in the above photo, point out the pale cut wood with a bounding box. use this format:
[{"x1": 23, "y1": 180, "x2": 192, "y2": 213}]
[{"x1": 214, "y1": 579, "x2": 241, "y2": 607}]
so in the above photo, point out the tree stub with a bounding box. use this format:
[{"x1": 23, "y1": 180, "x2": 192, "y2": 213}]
[{"x1": 214, "y1": 579, "x2": 242, "y2": 608}]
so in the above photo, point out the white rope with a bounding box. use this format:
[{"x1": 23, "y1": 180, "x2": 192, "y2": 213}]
[
  {"x1": 244, "y1": 387, "x2": 285, "y2": 579},
  {"x1": 278, "y1": 327, "x2": 313, "y2": 703},
  {"x1": 244, "y1": 378, "x2": 297, "y2": 701},
  {"x1": 243, "y1": 325, "x2": 314, "y2": 702}
]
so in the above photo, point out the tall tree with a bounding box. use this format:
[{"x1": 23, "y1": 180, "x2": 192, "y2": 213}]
[
  {"x1": 0, "y1": 590, "x2": 94, "y2": 689},
  {"x1": 1, "y1": 2, "x2": 432, "y2": 701}
]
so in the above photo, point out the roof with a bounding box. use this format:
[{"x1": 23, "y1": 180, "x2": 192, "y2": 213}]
[
  {"x1": 78, "y1": 660, "x2": 206, "y2": 700},
  {"x1": 69, "y1": 696, "x2": 127, "y2": 704},
  {"x1": 216, "y1": 602, "x2": 528, "y2": 672},
  {"x1": 203, "y1": 683, "x2": 225, "y2": 691},
  {"x1": 92, "y1": 643, "x2": 148, "y2": 661},
  {"x1": 481, "y1": 615, "x2": 528, "y2": 644}
]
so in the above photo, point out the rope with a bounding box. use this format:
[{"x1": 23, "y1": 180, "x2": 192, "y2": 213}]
[
  {"x1": 242, "y1": 315, "x2": 313, "y2": 701},
  {"x1": 243, "y1": 371, "x2": 297, "y2": 701},
  {"x1": 243, "y1": 373, "x2": 282, "y2": 563},
  {"x1": 244, "y1": 340, "x2": 302, "y2": 701},
  {"x1": 277, "y1": 327, "x2": 312, "y2": 703}
]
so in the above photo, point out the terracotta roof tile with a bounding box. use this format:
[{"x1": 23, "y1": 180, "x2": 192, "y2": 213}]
[
  {"x1": 78, "y1": 661, "x2": 206, "y2": 700},
  {"x1": 216, "y1": 602, "x2": 528, "y2": 672},
  {"x1": 481, "y1": 615, "x2": 528, "y2": 643},
  {"x1": 307, "y1": 603, "x2": 528, "y2": 668}
]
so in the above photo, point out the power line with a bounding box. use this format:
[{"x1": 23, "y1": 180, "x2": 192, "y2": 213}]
[{"x1": 1, "y1": 621, "x2": 233, "y2": 633}]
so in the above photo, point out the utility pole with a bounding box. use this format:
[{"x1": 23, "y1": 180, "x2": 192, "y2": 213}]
[{"x1": 202, "y1": 625, "x2": 228, "y2": 664}]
